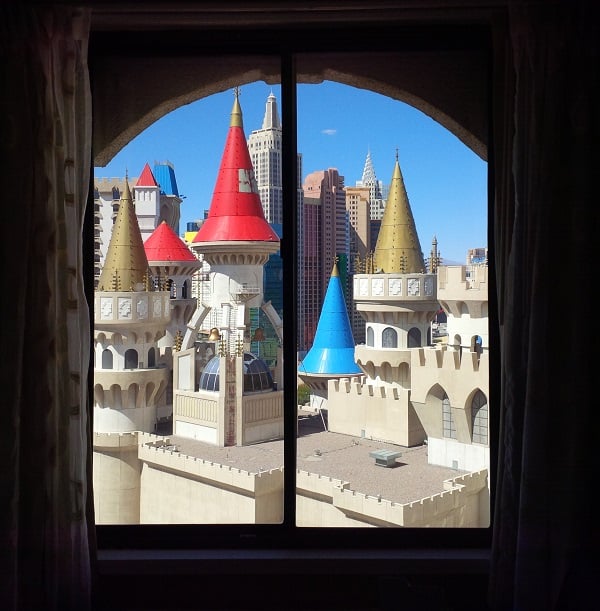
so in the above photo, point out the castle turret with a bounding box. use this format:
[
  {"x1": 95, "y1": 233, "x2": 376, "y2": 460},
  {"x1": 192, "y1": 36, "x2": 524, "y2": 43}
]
[
  {"x1": 191, "y1": 89, "x2": 280, "y2": 353},
  {"x1": 133, "y1": 162, "x2": 161, "y2": 243},
  {"x1": 373, "y1": 153, "x2": 425, "y2": 274},
  {"x1": 173, "y1": 89, "x2": 284, "y2": 447},
  {"x1": 94, "y1": 176, "x2": 170, "y2": 433},
  {"x1": 298, "y1": 262, "x2": 362, "y2": 411}
]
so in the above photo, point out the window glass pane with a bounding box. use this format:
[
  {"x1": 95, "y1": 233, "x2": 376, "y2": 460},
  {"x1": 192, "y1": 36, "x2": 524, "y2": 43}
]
[
  {"x1": 93, "y1": 71, "x2": 285, "y2": 525},
  {"x1": 295, "y1": 67, "x2": 489, "y2": 528}
]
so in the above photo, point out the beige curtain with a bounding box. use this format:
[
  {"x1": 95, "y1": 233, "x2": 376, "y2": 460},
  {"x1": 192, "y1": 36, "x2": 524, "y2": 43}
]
[
  {"x1": 490, "y1": 1, "x2": 596, "y2": 608},
  {"x1": 0, "y1": 5, "x2": 94, "y2": 610}
]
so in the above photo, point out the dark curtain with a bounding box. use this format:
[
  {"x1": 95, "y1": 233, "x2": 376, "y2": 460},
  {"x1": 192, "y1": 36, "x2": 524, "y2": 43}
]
[
  {"x1": 490, "y1": 1, "x2": 597, "y2": 608},
  {"x1": 0, "y1": 5, "x2": 95, "y2": 610}
]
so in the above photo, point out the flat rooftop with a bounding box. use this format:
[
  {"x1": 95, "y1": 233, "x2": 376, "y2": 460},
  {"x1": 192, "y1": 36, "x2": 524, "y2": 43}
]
[{"x1": 165, "y1": 413, "x2": 469, "y2": 505}]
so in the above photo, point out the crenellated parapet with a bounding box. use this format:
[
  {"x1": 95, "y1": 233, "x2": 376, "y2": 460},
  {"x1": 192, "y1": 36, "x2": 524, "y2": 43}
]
[
  {"x1": 297, "y1": 468, "x2": 488, "y2": 527},
  {"x1": 411, "y1": 345, "x2": 488, "y2": 373},
  {"x1": 331, "y1": 377, "x2": 406, "y2": 401},
  {"x1": 139, "y1": 439, "x2": 284, "y2": 495},
  {"x1": 437, "y1": 265, "x2": 488, "y2": 302}
]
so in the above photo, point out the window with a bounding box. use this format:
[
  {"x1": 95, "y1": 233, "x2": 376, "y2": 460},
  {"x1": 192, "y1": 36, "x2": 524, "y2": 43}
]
[
  {"x1": 471, "y1": 390, "x2": 488, "y2": 445},
  {"x1": 91, "y1": 16, "x2": 494, "y2": 553},
  {"x1": 382, "y1": 327, "x2": 398, "y2": 348},
  {"x1": 101, "y1": 348, "x2": 113, "y2": 369},
  {"x1": 124, "y1": 348, "x2": 138, "y2": 369},
  {"x1": 442, "y1": 392, "x2": 457, "y2": 439},
  {"x1": 408, "y1": 327, "x2": 421, "y2": 348}
]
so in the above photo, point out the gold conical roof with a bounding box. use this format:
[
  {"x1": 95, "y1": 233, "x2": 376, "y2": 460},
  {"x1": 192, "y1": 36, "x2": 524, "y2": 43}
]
[
  {"x1": 97, "y1": 177, "x2": 150, "y2": 291},
  {"x1": 373, "y1": 155, "x2": 425, "y2": 273}
]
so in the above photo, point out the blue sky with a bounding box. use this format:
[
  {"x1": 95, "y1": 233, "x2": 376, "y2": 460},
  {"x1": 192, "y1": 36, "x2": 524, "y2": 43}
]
[{"x1": 94, "y1": 80, "x2": 487, "y2": 264}]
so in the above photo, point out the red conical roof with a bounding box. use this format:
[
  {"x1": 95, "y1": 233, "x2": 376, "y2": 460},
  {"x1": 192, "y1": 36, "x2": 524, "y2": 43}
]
[
  {"x1": 145, "y1": 221, "x2": 197, "y2": 262},
  {"x1": 193, "y1": 92, "x2": 279, "y2": 244},
  {"x1": 136, "y1": 162, "x2": 158, "y2": 187}
]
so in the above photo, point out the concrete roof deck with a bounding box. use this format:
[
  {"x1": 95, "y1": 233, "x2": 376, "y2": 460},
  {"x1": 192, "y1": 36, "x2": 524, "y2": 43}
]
[{"x1": 167, "y1": 414, "x2": 469, "y2": 505}]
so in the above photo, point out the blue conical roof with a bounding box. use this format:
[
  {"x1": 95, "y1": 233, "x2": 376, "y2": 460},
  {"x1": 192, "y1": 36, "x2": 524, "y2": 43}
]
[{"x1": 299, "y1": 264, "x2": 362, "y2": 375}]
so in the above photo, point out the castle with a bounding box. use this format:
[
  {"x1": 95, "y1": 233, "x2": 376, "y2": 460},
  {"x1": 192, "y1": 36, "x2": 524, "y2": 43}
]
[{"x1": 93, "y1": 90, "x2": 489, "y2": 528}]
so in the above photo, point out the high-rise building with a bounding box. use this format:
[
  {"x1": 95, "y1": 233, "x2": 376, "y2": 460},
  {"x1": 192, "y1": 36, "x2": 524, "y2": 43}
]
[
  {"x1": 247, "y1": 91, "x2": 304, "y2": 350},
  {"x1": 356, "y1": 148, "x2": 388, "y2": 221},
  {"x1": 247, "y1": 91, "x2": 283, "y2": 225},
  {"x1": 345, "y1": 185, "x2": 371, "y2": 343},
  {"x1": 301, "y1": 168, "x2": 347, "y2": 351}
]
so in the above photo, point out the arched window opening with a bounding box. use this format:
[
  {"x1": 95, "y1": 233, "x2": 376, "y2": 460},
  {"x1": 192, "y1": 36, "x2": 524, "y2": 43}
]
[
  {"x1": 366, "y1": 326, "x2": 374, "y2": 347},
  {"x1": 408, "y1": 327, "x2": 421, "y2": 348},
  {"x1": 471, "y1": 390, "x2": 488, "y2": 445},
  {"x1": 147, "y1": 347, "x2": 156, "y2": 368},
  {"x1": 182, "y1": 280, "x2": 189, "y2": 299},
  {"x1": 442, "y1": 392, "x2": 457, "y2": 439},
  {"x1": 472, "y1": 335, "x2": 483, "y2": 357},
  {"x1": 101, "y1": 349, "x2": 113, "y2": 369},
  {"x1": 124, "y1": 349, "x2": 138, "y2": 369},
  {"x1": 453, "y1": 334, "x2": 462, "y2": 358},
  {"x1": 382, "y1": 327, "x2": 397, "y2": 348}
]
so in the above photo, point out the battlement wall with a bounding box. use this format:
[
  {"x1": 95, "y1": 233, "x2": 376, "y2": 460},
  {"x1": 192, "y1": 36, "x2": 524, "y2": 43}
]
[
  {"x1": 412, "y1": 346, "x2": 489, "y2": 374},
  {"x1": 331, "y1": 378, "x2": 407, "y2": 401},
  {"x1": 300, "y1": 469, "x2": 489, "y2": 527},
  {"x1": 139, "y1": 440, "x2": 283, "y2": 495},
  {"x1": 437, "y1": 265, "x2": 488, "y2": 298}
]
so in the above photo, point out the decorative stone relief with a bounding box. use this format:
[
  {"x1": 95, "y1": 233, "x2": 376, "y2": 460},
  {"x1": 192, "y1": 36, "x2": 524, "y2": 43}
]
[
  {"x1": 117, "y1": 297, "x2": 132, "y2": 319},
  {"x1": 389, "y1": 278, "x2": 402, "y2": 296},
  {"x1": 372, "y1": 278, "x2": 384, "y2": 296},
  {"x1": 407, "y1": 278, "x2": 420, "y2": 296},
  {"x1": 153, "y1": 296, "x2": 162, "y2": 317},
  {"x1": 359, "y1": 278, "x2": 369, "y2": 296},
  {"x1": 100, "y1": 297, "x2": 113, "y2": 320},
  {"x1": 137, "y1": 296, "x2": 148, "y2": 319},
  {"x1": 424, "y1": 276, "x2": 434, "y2": 296}
]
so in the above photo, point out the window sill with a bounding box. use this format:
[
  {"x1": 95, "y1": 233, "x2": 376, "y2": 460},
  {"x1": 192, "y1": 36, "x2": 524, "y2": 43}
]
[{"x1": 97, "y1": 546, "x2": 490, "y2": 576}]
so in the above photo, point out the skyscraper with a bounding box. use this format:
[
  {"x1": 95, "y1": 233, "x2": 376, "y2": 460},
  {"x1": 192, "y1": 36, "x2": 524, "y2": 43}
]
[
  {"x1": 301, "y1": 168, "x2": 348, "y2": 351},
  {"x1": 247, "y1": 91, "x2": 283, "y2": 225},
  {"x1": 247, "y1": 91, "x2": 304, "y2": 349},
  {"x1": 356, "y1": 148, "x2": 388, "y2": 220}
]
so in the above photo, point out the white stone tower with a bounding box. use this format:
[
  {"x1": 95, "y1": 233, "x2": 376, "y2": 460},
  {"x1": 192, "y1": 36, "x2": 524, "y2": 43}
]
[
  {"x1": 327, "y1": 152, "x2": 437, "y2": 446},
  {"x1": 93, "y1": 176, "x2": 171, "y2": 523},
  {"x1": 133, "y1": 162, "x2": 161, "y2": 243},
  {"x1": 172, "y1": 89, "x2": 284, "y2": 447}
]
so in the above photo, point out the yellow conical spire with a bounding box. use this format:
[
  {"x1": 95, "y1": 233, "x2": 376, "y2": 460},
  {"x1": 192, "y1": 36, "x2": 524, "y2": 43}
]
[
  {"x1": 230, "y1": 86, "x2": 243, "y2": 128},
  {"x1": 331, "y1": 258, "x2": 339, "y2": 277},
  {"x1": 373, "y1": 153, "x2": 425, "y2": 273},
  {"x1": 97, "y1": 176, "x2": 150, "y2": 291}
]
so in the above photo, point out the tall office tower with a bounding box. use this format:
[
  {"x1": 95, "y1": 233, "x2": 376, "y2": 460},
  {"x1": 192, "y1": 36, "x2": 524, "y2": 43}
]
[
  {"x1": 345, "y1": 186, "x2": 371, "y2": 343},
  {"x1": 301, "y1": 168, "x2": 347, "y2": 351},
  {"x1": 247, "y1": 91, "x2": 283, "y2": 225},
  {"x1": 247, "y1": 91, "x2": 304, "y2": 350},
  {"x1": 356, "y1": 148, "x2": 388, "y2": 221}
]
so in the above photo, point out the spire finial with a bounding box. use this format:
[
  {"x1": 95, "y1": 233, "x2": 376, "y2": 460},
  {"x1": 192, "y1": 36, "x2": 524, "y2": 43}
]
[
  {"x1": 230, "y1": 87, "x2": 243, "y2": 128},
  {"x1": 395, "y1": 147, "x2": 399, "y2": 162}
]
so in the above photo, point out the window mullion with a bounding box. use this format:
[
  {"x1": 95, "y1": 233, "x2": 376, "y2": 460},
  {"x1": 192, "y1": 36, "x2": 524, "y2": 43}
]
[{"x1": 281, "y1": 51, "x2": 298, "y2": 531}]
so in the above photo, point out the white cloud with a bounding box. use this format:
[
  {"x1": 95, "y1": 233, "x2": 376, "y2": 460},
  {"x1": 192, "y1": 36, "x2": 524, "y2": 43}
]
[{"x1": 321, "y1": 129, "x2": 337, "y2": 136}]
